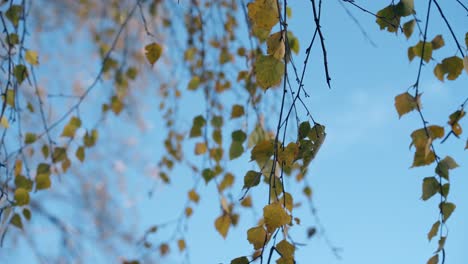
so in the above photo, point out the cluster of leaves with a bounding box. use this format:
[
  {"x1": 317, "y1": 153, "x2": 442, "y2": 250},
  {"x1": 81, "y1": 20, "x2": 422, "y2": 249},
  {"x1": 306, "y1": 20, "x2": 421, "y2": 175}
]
[{"x1": 376, "y1": 0, "x2": 467, "y2": 262}]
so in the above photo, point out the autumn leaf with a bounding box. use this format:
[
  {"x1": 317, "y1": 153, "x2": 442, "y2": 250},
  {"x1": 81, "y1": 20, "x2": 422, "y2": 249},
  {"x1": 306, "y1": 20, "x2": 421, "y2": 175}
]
[
  {"x1": 247, "y1": 226, "x2": 267, "y2": 250},
  {"x1": 144, "y1": 42, "x2": 162, "y2": 65},
  {"x1": 14, "y1": 188, "x2": 30, "y2": 206},
  {"x1": 403, "y1": 19, "x2": 415, "y2": 39},
  {"x1": 263, "y1": 202, "x2": 291, "y2": 233},
  {"x1": 439, "y1": 202, "x2": 455, "y2": 222},
  {"x1": 215, "y1": 214, "x2": 231, "y2": 238},
  {"x1": 394, "y1": 92, "x2": 421, "y2": 118},
  {"x1": 421, "y1": 177, "x2": 439, "y2": 201},
  {"x1": 433, "y1": 56, "x2": 464, "y2": 81},
  {"x1": 254, "y1": 55, "x2": 284, "y2": 90},
  {"x1": 427, "y1": 221, "x2": 440, "y2": 241},
  {"x1": 276, "y1": 240, "x2": 295, "y2": 258}
]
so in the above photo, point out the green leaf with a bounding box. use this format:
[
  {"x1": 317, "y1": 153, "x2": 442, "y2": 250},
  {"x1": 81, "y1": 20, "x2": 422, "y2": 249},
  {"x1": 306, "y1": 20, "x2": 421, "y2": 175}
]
[
  {"x1": 395, "y1": 0, "x2": 414, "y2": 17},
  {"x1": 247, "y1": 0, "x2": 279, "y2": 38},
  {"x1": 435, "y1": 156, "x2": 458, "y2": 180},
  {"x1": 61, "y1": 116, "x2": 81, "y2": 137},
  {"x1": 14, "y1": 188, "x2": 30, "y2": 206},
  {"x1": 15, "y1": 175, "x2": 33, "y2": 191},
  {"x1": 427, "y1": 221, "x2": 440, "y2": 241},
  {"x1": 441, "y1": 183, "x2": 450, "y2": 198},
  {"x1": 52, "y1": 147, "x2": 67, "y2": 163},
  {"x1": 7, "y1": 33, "x2": 19, "y2": 46},
  {"x1": 403, "y1": 19, "x2": 416, "y2": 39},
  {"x1": 263, "y1": 202, "x2": 291, "y2": 232},
  {"x1": 84, "y1": 129, "x2": 98, "y2": 147},
  {"x1": 412, "y1": 148, "x2": 436, "y2": 167},
  {"x1": 37, "y1": 163, "x2": 50, "y2": 175},
  {"x1": 144, "y1": 42, "x2": 162, "y2": 65},
  {"x1": 22, "y1": 208, "x2": 31, "y2": 221},
  {"x1": 433, "y1": 56, "x2": 464, "y2": 81},
  {"x1": 247, "y1": 226, "x2": 267, "y2": 250},
  {"x1": 278, "y1": 142, "x2": 299, "y2": 167},
  {"x1": 24, "y1": 133, "x2": 37, "y2": 144},
  {"x1": 190, "y1": 115, "x2": 206, "y2": 138},
  {"x1": 421, "y1": 177, "x2": 439, "y2": 201},
  {"x1": 408, "y1": 41, "x2": 432, "y2": 63},
  {"x1": 243, "y1": 170, "x2": 261, "y2": 189},
  {"x1": 394, "y1": 92, "x2": 420, "y2": 118},
  {"x1": 232, "y1": 130, "x2": 247, "y2": 142},
  {"x1": 439, "y1": 202, "x2": 456, "y2": 222},
  {"x1": 231, "y1": 105, "x2": 245, "y2": 119},
  {"x1": 214, "y1": 214, "x2": 231, "y2": 238},
  {"x1": 36, "y1": 173, "x2": 51, "y2": 190},
  {"x1": 202, "y1": 168, "x2": 215, "y2": 183},
  {"x1": 14, "y1": 64, "x2": 28, "y2": 84},
  {"x1": 376, "y1": 5, "x2": 400, "y2": 33},
  {"x1": 431, "y1": 35, "x2": 445, "y2": 50},
  {"x1": 229, "y1": 142, "x2": 244, "y2": 160},
  {"x1": 3, "y1": 89, "x2": 15, "y2": 107},
  {"x1": 231, "y1": 256, "x2": 249, "y2": 264},
  {"x1": 298, "y1": 121, "x2": 311, "y2": 140},
  {"x1": 6, "y1": 5, "x2": 22, "y2": 28},
  {"x1": 211, "y1": 115, "x2": 223, "y2": 128},
  {"x1": 251, "y1": 140, "x2": 274, "y2": 164},
  {"x1": 10, "y1": 213, "x2": 22, "y2": 229},
  {"x1": 254, "y1": 55, "x2": 284, "y2": 90},
  {"x1": 287, "y1": 31, "x2": 300, "y2": 54},
  {"x1": 76, "y1": 146, "x2": 85, "y2": 162},
  {"x1": 187, "y1": 76, "x2": 201, "y2": 90},
  {"x1": 25, "y1": 50, "x2": 39, "y2": 65}
]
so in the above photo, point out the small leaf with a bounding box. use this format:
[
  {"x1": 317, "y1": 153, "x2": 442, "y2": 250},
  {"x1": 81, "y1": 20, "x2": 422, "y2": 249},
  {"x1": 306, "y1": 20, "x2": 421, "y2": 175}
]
[
  {"x1": 435, "y1": 156, "x2": 459, "y2": 180},
  {"x1": 243, "y1": 170, "x2": 261, "y2": 189},
  {"x1": 436, "y1": 236, "x2": 446, "y2": 253},
  {"x1": 439, "y1": 202, "x2": 456, "y2": 222},
  {"x1": 185, "y1": 207, "x2": 193, "y2": 217},
  {"x1": 52, "y1": 147, "x2": 67, "y2": 163},
  {"x1": 188, "y1": 189, "x2": 200, "y2": 203},
  {"x1": 251, "y1": 140, "x2": 274, "y2": 164},
  {"x1": 376, "y1": 5, "x2": 400, "y2": 33},
  {"x1": 0, "y1": 116, "x2": 9, "y2": 128},
  {"x1": 36, "y1": 173, "x2": 51, "y2": 190},
  {"x1": 22, "y1": 208, "x2": 31, "y2": 221},
  {"x1": 231, "y1": 105, "x2": 245, "y2": 118},
  {"x1": 14, "y1": 64, "x2": 28, "y2": 84},
  {"x1": 6, "y1": 5, "x2": 22, "y2": 28},
  {"x1": 24, "y1": 133, "x2": 37, "y2": 144},
  {"x1": 403, "y1": 19, "x2": 415, "y2": 39},
  {"x1": 202, "y1": 168, "x2": 215, "y2": 183},
  {"x1": 267, "y1": 31, "x2": 285, "y2": 60},
  {"x1": 298, "y1": 121, "x2": 311, "y2": 140},
  {"x1": 61, "y1": 116, "x2": 81, "y2": 137},
  {"x1": 15, "y1": 175, "x2": 33, "y2": 191},
  {"x1": 159, "y1": 243, "x2": 169, "y2": 256},
  {"x1": 431, "y1": 35, "x2": 445, "y2": 50},
  {"x1": 25, "y1": 50, "x2": 39, "y2": 65},
  {"x1": 421, "y1": 177, "x2": 439, "y2": 201},
  {"x1": 229, "y1": 141, "x2": 244, "y2": 160},
  {"x1": 14, "y1": 188, "x2": 30, "y2": 206},
  {"x1": 241, "y1": 196, "x2": 252, "y2": 207},
  {"x1": 427, "y1": 221, "x2": 440, "y2": 241},
  {"x1": 427, "y1": 254, "x2": 438, "y2": 264},
  {"x1": 214, "y1": 214, "x2": 231, "y2": 238},
  {"x1": 10, "y1": 214, "x2": 22, "y2": 229},
  {"x1": 232, "y1": 130, "x2": 247, "y2": 142},
  {"x1": 254, "y1": 55, "x2": 284, "y2": 90},
  {"x1": 276, "y1": 240, "x2": 295, "y2": 258},
  {"x1": 177, "y1": 239, "x2": 186, "y2": 252},
  {"x1": 76, "y1": 146, "x2": 85, "y2": 162},
  {"x1": 394, "y1": 92, "x2": 420, "y2": 118},
  {"x1": 247, "y1": 226, "x2": 267, "y2": 250},
  {"x1": 263, "y1": 202, "x2": 291, "y2": 233},
  {"x1": 219, "y1": 173, "x2": 234, "y2": 192},
  {"x1": 84, "y1": 129, "x2": 98, "y2": 147},
  {"x1": 408, "y1": 41, "x2": 432, "y2": 63},
  {"x1": 111, "y1": 96, "x2": 124, "y2": 115},
  {"x1": 433, "y1": 56, "x2": 464, "y2": 81},
  {"x1": 144, "y1": 42, "x2": 162, "y2": 65},
  {"x1": 231, "y1": 256, "x2": 249, "y2": 264},
  {"x1": 440, "y1": 183, "x2": 450, "y2": 198},
  {"x1": 194, "y1": 142, "x2": 207, "y2": 155}
]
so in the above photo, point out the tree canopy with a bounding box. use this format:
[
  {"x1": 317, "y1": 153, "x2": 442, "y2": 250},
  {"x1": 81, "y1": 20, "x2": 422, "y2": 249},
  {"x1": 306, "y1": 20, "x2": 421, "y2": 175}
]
[{"x1": 0, "y1": 0, "x2": 467, "y2": 263}]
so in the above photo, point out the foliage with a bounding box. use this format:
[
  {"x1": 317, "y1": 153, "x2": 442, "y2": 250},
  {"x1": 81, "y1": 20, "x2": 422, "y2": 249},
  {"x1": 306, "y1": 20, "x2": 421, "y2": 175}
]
[{"x1": 0, "y1": 0, "x2": 466, "y2": 263}]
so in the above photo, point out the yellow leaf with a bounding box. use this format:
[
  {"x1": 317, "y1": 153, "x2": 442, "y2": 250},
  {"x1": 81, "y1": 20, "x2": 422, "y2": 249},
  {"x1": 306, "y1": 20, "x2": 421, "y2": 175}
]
[
  {"x1": 75, "y1": 146, "x2": 85, "y2": 162},
  {"x1": 247, "y1": 226, "x2": 267, "y2": 250},
  {"x1": 276, "y1": 240, "x2": 295, "y2": 258},
  {"x1": 144, "y1": 42, "x2": 162, "y2": 65},
  {"x1": 188, "y1": 189, "x2": 200, "y2": 203},
  {"x1": 36, "y1": 173, "x2": 51, "y2": 190},
  {"x1": 219, "y1": 173, "x2": 234, "y2": 192},
  {"x1": 0, "y1": 116, "x2": 9, "y2": 128},
  {"x1": 267, "y1": 31, "x2": 285, "y2": 60},
  {"x1": 281, "y1": 192, "x2": 293, "y2": 212},
  {"x1": 177, "y1": 239, "x2": 186, "y2": 252},
  {"x1": 185, "y1": 207, "x2": 193, "y2": 217},
  {"x1": 247, "y1": 0, "x2": 279, "y2": 39},
  {"x1": 194, "y1": 142, "x2": 207, "y2": 155},
  {"x1": 427, "y1": 254, "x2": 438, "y2": 264},
  {"x1": 214, "y1": 214, "x2": 231, "y2": 238},
  {"x1": 394, "y1": 92, "x2": 420, "y2": 118},
  {"x1": 263, "y1": 202, "x2": 291, "y2": 233},
  {"x1": 433, "y1": 56, "x2": 464, "y2": 81},
  {"x1": 231, "y1": 104, "x2": 245, "y2": 119},
  {"x1": 14, "y1": 188, "x2": 30, "y2": 206},
  {"x1": 254, "y1": 55, "x2": 284, "y2": 90},
  {"x1": 431, "y1": 35, "x2": 445, "y2": 50},
  {"x1": 241, "y1": 196, "x2": 252, "y2": 207},
  {"x1": 61, "y1": 116, "x2": 81, "y2": 137},
  {"x1": 25, "y1": 50, "x2": 39, "y2": 65},
  {"x1": 251, "y1": 140, "x2": 274, "y2": 164}
]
